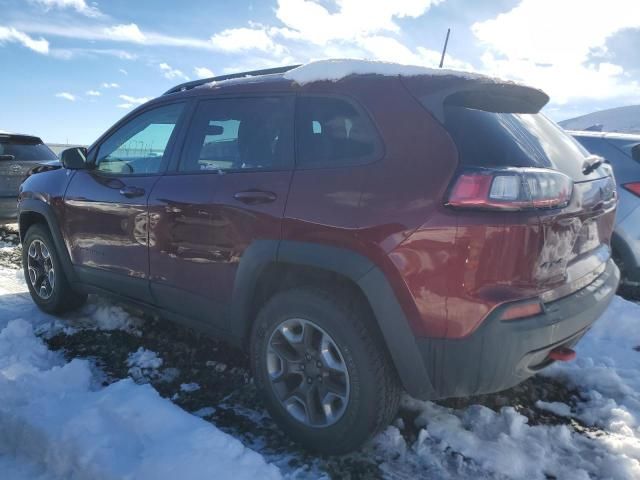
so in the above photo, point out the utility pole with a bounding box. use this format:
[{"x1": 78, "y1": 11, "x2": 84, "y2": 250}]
[{"x1": 439, "y1": 28, "x2": 451, "y2": 68}]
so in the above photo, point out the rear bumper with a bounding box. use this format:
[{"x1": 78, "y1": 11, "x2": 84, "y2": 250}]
[
  {"x1": 613, "y1": 206, "x2": 640, "y2": 284},
  {"x1": 415, "y1": 259, "x2": 620, "y2": 400},
  {"x1": 0, "y1": 196, "x2": 18, "y2": 220}
]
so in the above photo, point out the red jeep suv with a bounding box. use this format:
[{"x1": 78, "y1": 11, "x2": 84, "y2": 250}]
[{"x1": 18, "y1": 60, "x2": 619, "y2": 453}]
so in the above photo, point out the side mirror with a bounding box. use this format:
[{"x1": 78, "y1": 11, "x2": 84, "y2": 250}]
[
  {"x1": 61, "y1": 147, "x2": 89, "y2": 169},
  {"x1": 0, "y1": 154, "x2": 15, "y2": 161}
]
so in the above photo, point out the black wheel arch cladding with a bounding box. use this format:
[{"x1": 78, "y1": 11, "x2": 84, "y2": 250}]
[{"x1": 232, "y1": 239, "x2": 436, "y2": 399}]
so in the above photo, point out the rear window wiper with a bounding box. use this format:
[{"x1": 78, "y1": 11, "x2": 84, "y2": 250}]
[{"x1": 582, "y1": 155, "x2": 604, "y2": 175}]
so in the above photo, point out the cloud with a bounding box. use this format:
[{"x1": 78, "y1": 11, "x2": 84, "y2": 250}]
[
  {"x1": 118, "y1": 94, "x2": 150, "y2": 108},
  {"x1": 159, "y1": 63, "x2": 189, "y2": 81},
  {"x1": 86, "y1": 90, "x2": 101, "y2": 96},
  {"x1": 103, "y1": 23, "x2": 146, "y2": 43},
  {"x1": 13, "y1": 21, "x2": 280, "y2": 54},
  {"x1": 194, "y1": 66, "x2": 214, "y2": 79},
  {"x1": 102, "y1": 82, "x2": 120, "y2": 88},
  {"x1": 119, "y1": 68, "x2": 128, "y2": 75},
  {"x1": 49, "y1": 47, "x2": 136, "y2": 60},
  {"x1": 30, "y1": 0, "x2": 102, "y2": 17},
  {"x1": 354, "y1": 35, "x2": 472, "y2": 70},
  {"x1": 0, "y1": 26, "x2": 49, "y2": 54},
  {"x1": 274, "y1": 0, "x2": 442, "y2": 44},
  {"x1": 56, "y1": 92, "x2": 76, "y2": 101},
  {"x1": 210, "y1": 27, "x2": 286, "y2": 54},
  {"x1": 472, "y1": 0, "x2": 640, "y2": 103},
  {"x1": 15, "y1": 21, "x2": 214, "y2": 50}
]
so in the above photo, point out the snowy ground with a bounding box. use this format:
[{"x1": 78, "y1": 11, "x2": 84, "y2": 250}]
[{"x1": 1, "y1": 224, "x2": 640, "y2": 479}]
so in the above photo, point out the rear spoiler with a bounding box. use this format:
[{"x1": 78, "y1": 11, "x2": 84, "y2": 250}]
[
  {"x1": 402, "y1": 76, "x2": 550, "y2": 123},
  {"x1": 0, "y1": 133, "x2": 44, "y2": 144}
]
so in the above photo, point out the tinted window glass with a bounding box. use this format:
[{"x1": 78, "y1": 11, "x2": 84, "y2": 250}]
[
  {"x1": 443, "y1": 106, "x2": 601, "y2": 180},
  {"x1": 0, "y1": 141, "x2": 57, "y2": 161},
  {"x1": 97, "y1": 102, "x2": 185, "y2": 174},
  {"x1": 296, "y1": 96, "x2": 380, "y2": 167},
  {"x1": 180, "y1": 96, "x2": 294, "y2": 172}
]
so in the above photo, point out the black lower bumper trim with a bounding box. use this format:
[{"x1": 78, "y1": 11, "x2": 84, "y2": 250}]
[{"x1": 416, "y1": 259, "x2": 620, "y2": 400}]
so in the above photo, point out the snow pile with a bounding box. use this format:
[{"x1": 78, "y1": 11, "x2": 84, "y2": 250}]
[
  {"x1": 0, "y1": 266, "x2": 142, "y2": 337},
  {"x1": 395, "y1": 296, "x2": 640, "y2": 479},
  {"x1": 181, "y1": 382, "x2": 201, "y2": 393},
  {"x1": 0, "y1": 319, "x2": 282, "y2": 480},
  {"x1": 127, "y1": 347, "x2": 163, "y2": 382},
  {"x1": 76, "y1": 297, "x2": 143, "y2": 332},
  {"x1": 0, "y1": 272, "x2": 282, "y2": 480},
  {"x1": 128, "y1": 347, "x2": 163, "y2": 370},
  {"x1": 546, "y1": 296, "x2": 640, "y2": 447},
  {"x1": 396, "y1": 399, "x2": 638, "y2": 479},
  {"x1": 283, "y1": 58, "x2": 497, "y2": 85}
]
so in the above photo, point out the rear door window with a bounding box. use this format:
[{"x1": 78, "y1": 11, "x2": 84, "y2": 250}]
[
  {"x1": 179, "y1": 96, "x2": 294, "y2": 172},
  {"x1": 295, "y1": 96, "x2": 381, "y2": 168}
]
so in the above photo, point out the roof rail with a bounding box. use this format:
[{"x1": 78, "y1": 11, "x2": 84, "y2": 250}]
[{"x1": 163, "y1": 65, "x2": 301, "y2": 95}]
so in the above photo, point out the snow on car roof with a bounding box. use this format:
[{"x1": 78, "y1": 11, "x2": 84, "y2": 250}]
[{"x1": 283, "y1": 58, "x2": 511, "y2": 85}]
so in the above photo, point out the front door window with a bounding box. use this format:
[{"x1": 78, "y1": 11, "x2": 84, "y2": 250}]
[{"x1": 96, "y1": 102, "x2": 185, "y2": 174}]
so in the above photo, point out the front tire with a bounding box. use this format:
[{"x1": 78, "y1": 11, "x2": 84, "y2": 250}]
[
  {"x1": 250, "y1": 287, "x2": 401, "y2": 454},
  {"x1": 22, "y1": 224, "x2": 87, "y2": 313}
]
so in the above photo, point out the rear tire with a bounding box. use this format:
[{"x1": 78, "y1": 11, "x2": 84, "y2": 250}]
[
  {"x1": 250, "y1": 287, "x2": 401, "y2": 454},
  {"x1": 22, "y1": 224, "x2": 87, "y2": 314},
  {"x1": 612, "y1": 250, "x2": 640, "y2": 300}
]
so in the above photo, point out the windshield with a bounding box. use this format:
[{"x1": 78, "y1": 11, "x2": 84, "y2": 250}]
[
  {"x1": 442, "y1": 106, "x2": 604, "y2": 180},
  {"x1": 0, "y1": 141, "x2": 57, "y2": 161}
]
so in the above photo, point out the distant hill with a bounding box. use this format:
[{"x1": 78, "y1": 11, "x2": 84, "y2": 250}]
[
  {"x1": 47, "y1": 143, "x2": 86, "y2": 156},
  {"x1": 559, "y1": 105, "x2": 640, "y2": 133}
]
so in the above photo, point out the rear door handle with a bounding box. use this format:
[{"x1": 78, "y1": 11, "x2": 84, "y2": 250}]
[
  {"x1": 119, "y1": 186, "x2": 145, "y2": 198},
  {"x1": 233, "y1": 190, "x2": 277, "y2": 205}
]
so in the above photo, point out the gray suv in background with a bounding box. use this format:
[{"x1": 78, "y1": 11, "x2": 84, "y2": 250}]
[
  {"x1": 0, "y1": 133, "x2": 58, "y2": 221},
  {"x1": 571, "y1": 131, "x2": 640, "y2": 297}
]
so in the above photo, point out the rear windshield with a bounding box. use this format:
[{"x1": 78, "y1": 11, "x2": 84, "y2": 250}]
[
  {"x1": 606, "y1": 138, "x2": 640, "y2": 163},
  {"x1": 0, "y1": 140, "x2": 57, "y2": 161},
  {"x1": 443, "y1": 106, "x2": 601, "y2": 180}
]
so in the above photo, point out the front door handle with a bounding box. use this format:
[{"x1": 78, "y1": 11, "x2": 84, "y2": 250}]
[
  {"x1": 119, "y1": 186, "x2": 145, "y2": 198},
  {"x1": 233, "y1": 190, "x2": 277, "y2": 205}
]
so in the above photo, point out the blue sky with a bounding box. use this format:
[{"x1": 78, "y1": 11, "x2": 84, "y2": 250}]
[{"x1": 1, "y1": 0, "x2": 639, "y2": 144}]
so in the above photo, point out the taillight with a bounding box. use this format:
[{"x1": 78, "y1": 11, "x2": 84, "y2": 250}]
[
  {"x1": 447, "y1": 168, "x2": 573, "y2": 211},
  {"x1": 623, "y1": 182, "x2": 640, "y2": 197}
]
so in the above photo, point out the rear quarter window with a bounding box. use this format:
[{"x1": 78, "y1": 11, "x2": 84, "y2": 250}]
[{"x1": 295, "y1": 96, "x2": 382, "y2": 168}]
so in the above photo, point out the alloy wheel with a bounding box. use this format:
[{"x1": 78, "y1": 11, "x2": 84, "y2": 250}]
[
  {"x1": 27, "y1": 239, "x2": 55, "y2": 300},
  {"x1": 266, "y1": 318, "x2": 350, "y2": 427}
]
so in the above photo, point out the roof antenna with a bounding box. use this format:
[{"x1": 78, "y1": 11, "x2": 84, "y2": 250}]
[{"x1": 439, "y1": 28, "x2": 451, "y2": 68}]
